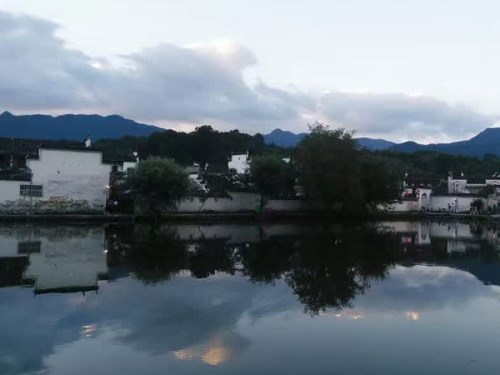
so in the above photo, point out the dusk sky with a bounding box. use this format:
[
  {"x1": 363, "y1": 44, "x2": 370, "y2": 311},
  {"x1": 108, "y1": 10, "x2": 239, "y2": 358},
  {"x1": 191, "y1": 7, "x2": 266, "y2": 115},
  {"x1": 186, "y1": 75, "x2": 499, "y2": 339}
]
[{"x1": 1, "y1": 0, "x2": 499, "y2": 142}]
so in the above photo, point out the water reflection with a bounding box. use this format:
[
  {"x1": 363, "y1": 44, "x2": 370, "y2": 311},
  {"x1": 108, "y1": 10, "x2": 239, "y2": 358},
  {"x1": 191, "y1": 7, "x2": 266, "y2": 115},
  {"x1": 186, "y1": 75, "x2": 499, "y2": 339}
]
[
  {"x1": 0, "y1": 221, "x2": 500, "y2": 374},
  {"x1": 0, "y1": 225, "x2": 107, "y2": 294}
]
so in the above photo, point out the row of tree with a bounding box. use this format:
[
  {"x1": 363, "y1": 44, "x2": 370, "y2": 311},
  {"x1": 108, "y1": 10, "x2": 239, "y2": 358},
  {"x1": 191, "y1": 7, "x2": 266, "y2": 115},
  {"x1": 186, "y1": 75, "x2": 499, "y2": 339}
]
[
  {"x1": 125, "y1": 123, "x2": 402, "y2": 214},
  {"x1": 96, "y1": 125, "x2": 279, "y2": 167},
  {"x1": 107, "y1": 121, "x2": 500, "y2": 215}
]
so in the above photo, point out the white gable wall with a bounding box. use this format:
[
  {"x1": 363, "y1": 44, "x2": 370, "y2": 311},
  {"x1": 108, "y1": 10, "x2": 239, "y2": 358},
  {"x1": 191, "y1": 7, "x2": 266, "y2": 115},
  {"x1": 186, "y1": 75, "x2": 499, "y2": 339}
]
[
  {"x1": 228, "y1": 154, "x2": 249, "y2": 174},
  {"x1": 26, "y1": 149, "x2": 111, "y2": 212}
]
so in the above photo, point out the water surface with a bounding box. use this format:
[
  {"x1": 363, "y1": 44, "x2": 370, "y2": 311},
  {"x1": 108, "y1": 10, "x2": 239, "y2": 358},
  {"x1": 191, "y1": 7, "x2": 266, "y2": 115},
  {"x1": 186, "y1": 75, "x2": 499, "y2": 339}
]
[{"x1": 1, "y1": 221, "x2": 500, "y2": 374}]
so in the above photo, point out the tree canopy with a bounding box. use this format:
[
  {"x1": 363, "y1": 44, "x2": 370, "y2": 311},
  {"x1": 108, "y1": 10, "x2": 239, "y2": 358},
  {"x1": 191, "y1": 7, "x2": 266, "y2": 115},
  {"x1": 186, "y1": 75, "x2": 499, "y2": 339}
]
[
  {"x1": 127, "y1": 158, "x2": 189, "y2": 214},
  {"x1": 296, "y1": 122, "x2": 399, "y2": 212},
  {"x1": 250, "y1": 154, "x2": 295, "y2": 208}
]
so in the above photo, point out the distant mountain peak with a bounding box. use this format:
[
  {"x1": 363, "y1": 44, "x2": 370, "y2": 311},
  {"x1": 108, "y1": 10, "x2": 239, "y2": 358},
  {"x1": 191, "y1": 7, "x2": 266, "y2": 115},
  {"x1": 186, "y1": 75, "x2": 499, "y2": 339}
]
[
  {"x1": 264, "y1": 128, "x2": 308, "y2": 147},
  {"x1": 0, "y1": 112, "x2": 164, "y2": 141},
  {"x1": 264, "y1": 128, "x2": 396, "y2": 150},
  {"x1": 0, "y1": 111, "x2": 13, "y2": 118}
]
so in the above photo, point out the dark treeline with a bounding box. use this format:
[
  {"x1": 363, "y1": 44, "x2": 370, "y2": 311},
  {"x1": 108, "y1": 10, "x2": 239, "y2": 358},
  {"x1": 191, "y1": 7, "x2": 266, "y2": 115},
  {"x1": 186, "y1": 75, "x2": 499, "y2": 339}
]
[
  {"x1": 95, "y1": 125, "x2": 288, "y2": 167},
  {"x1": 377, "y1": 151, "x2": 500, "y2": 179},
  {"x1": 96, "y1": 124, "x2": 500, "y2": 178},
  {"x1": 101, "y1": 124, "x2": 500, "y2": 214}
]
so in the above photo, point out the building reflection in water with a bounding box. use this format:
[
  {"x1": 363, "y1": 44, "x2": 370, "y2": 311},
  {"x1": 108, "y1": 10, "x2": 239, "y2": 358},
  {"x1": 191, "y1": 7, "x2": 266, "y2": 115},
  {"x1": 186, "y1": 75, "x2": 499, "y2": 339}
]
[
  {"x1": 0, "y1": 220, "x2": 499, "y2": 303},
  {"x1": 0, "y1": 225, "x2": 108, "y2": 294},
  {"x1": 0, "y1": 221, "x2": 499, "y2": 374}
]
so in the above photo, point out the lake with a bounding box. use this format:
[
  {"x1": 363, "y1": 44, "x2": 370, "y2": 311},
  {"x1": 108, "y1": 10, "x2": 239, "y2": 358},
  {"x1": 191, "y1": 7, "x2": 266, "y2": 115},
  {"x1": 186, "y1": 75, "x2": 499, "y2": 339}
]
[{"x1": 1, "y1": 220, "x2": 500, "y2": 374}]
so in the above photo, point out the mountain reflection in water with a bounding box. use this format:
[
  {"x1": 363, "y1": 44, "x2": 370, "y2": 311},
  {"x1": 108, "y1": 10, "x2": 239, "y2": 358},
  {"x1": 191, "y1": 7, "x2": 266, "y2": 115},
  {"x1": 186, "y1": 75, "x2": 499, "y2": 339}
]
[{"x1": 0, "y1": 221, "x2": 500, "y2": 374}]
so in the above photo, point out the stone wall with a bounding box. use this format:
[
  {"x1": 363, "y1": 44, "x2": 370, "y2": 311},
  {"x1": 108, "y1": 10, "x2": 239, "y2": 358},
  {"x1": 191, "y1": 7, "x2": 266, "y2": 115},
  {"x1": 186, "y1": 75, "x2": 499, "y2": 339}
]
[
  {"x1": 383, "y1": 194, "x2": 487, "y2": 214},
  {"x1": 136, "y1": 192, "x2": 307, "y2": 215},
  {"x1": 383, "y1": 200, "x2": 420, "y2": 212},
  {"x1": 0, "y1": 179, "x2": 107, "y2": 214},
  {"x1": 430, "y1": 196, "x2": 479, "y2": 213}
]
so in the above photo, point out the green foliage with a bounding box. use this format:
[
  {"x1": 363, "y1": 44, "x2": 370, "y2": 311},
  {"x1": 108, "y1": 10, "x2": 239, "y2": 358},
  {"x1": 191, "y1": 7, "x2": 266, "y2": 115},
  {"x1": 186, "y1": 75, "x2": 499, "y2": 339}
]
[
  {"x1": 250, "y1": 154, "x2": 294, "y2": 206},
  {"x1": 471, "y1": 198, "x2": 484, "y2": 212},
  {"x1": 377, "y1": 150, "x2": 500, "y2": 181},
  {"x1": 127, "y1": 158, "x2": 189, "y2": 213},
  {"x1": 93, "y1": 125, "x2": 276, "y2": 169},
  {"x1": 360, "y1": 152, "x2": 403, "y2": 206},
  {"x1": 296, "y1": 122, "x2": 398, "y2": 212},
  {"x1": 93, "y1": 136, "x2": 146, "y2": 162},
  {"x1": 143, "y1": 125, "x2": 268, "y2": 167}
]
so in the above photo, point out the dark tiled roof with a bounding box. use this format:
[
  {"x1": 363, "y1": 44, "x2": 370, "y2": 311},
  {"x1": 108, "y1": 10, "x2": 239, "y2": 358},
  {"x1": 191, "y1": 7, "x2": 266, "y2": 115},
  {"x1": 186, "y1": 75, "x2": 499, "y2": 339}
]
[
  {"x1": 0, "y1": 169, "x2": 31, "y2": 181},
  {"x1": 0, "y1": 137, "x2": 86, "y2": 156},
  {"x1": 0, "y1": 137, "x2": 137, "y2": 164}
]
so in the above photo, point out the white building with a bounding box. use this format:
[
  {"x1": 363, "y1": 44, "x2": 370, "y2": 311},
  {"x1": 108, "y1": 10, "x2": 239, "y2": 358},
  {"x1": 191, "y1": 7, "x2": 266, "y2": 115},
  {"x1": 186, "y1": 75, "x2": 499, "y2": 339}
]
[
  {"x1": 228, "y1": 153, "x2": 249, "y2": 174},
  {"x1": 448, "y1": 174, "x2": 500, "y2": 195},
  {"x1": 0, "y1": 146, "x2": 113, "y2": 213}
]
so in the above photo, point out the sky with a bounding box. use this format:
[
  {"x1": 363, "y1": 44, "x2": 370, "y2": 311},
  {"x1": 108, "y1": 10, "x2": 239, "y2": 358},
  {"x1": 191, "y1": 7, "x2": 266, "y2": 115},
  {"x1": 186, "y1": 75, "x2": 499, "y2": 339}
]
[{"x1": 0, "y1": 0, "x2": 499, "y2": 143}]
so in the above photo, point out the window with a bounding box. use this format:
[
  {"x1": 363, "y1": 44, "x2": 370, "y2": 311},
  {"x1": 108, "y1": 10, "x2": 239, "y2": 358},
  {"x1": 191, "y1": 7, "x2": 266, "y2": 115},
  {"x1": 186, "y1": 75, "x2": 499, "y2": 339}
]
[
  {"x1": 18, "y1": 241, "x2": 41, "y2": 254},
  {"x1": 20, "y1": 185, "x2": 43, "y2": 197}
]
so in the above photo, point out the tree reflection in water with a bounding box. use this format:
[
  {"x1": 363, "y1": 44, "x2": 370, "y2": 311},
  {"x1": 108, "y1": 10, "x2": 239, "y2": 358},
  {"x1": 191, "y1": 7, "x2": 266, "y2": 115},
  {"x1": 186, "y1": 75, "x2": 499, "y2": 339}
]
[{"x1": 107, "y1": 224, "x2": 401, "y2": 314}]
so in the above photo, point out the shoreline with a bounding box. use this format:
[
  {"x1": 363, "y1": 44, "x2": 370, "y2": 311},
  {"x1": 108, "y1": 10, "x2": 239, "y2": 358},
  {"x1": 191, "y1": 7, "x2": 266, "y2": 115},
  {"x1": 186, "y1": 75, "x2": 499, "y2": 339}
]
[{"x1": 0, "y1": 210, "x2": 497, "y2": 223}]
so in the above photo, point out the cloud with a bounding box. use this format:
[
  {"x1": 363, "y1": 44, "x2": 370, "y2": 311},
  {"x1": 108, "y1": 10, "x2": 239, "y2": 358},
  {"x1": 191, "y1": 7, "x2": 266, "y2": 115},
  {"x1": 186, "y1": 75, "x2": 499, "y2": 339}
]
[
  {"x1": 353, "y1": 264, "x2": 496, "y2": 313},
  {"x1": 106, "y1": 44, "x2": 312, "y2": 127},
  {"x1": 0, "y1": 9, "x2": 497, "y2": 141},
  {"x1": 319, "y1": 92, "x2": 499, "y2": 142},
  {"x1": 0, "y1": 11, "x2": 101, "y2": 111}
]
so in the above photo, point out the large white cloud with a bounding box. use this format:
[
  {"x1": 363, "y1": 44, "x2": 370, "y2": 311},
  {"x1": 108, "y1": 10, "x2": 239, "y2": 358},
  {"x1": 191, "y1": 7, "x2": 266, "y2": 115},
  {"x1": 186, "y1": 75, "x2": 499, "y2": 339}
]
[
  {"x1": 0, "y1": 9, "x2": 497, "y2": 141},
  {"x1": 0, "y1": 11, "x2": 101, "y2": 110},
  {"x1": 105, "y1": 43, "x2": 313, "y2": 126},
  {"x1": 319, "y1": 92, "x2": 499, "y2": 142}
]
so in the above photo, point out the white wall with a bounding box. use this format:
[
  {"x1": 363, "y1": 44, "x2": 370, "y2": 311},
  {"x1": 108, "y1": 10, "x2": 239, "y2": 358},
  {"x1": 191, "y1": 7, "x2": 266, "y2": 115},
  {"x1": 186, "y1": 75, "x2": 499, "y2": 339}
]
[
  {"x1": 178, "y1": 192, "x2": 258, "y2": 212},
  {"x1": 139, "y1": 192, "x2": 305, "y2": 214},
  {"x1": 122, "y1": 161, "x2": 137, "y2": 172},
  {"x1": 0, "y1": 181, "x2": 33, "y2": 213},
  {"x1": 228, "y1": 154, "x2": 249, "y2": 174},
  {"x1": 430, "y1": 196, "x2": 478, "y2": 213},
  {"x1": 448, "y1": 178, "x2": 468, "y2": 194},
  {"x1": 0, "y1": 149, "x2": 111, "y2": 213},
  {"x1": 26, "y1": 149, "x2": 111, "y2": 212}
]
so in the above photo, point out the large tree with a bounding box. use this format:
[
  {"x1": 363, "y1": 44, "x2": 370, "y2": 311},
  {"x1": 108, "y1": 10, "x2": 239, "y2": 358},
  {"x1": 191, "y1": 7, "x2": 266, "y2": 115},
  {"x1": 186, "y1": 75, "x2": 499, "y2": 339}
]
[
  {"x1": 250, "y1": 154, "x2": 294, "y2": 210},
  {"x1": 296, "y1": 122, "x2": 398, "y2": 213},
  {"x1": 127, "y1": 157, "x2": 189, "y2": 216},
  {"x1": 296, "y1": 123, "x2": 363, "y2": 212}
]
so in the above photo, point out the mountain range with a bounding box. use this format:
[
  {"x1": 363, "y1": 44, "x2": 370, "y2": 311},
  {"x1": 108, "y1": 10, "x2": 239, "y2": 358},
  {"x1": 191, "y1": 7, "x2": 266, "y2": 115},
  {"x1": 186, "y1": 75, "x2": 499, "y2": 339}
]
[
  {"x1": 264, "y1": 128, "x2": 500, "y2": 157},
  {"x1": 2, "y1": 111, "x2": 500, "y2": 157},
  {"x1": 263, "y1": 128, "x2": 396, "y2": 151},
  {"x1": 0, "y1": 111, "x2": 162, "y2": 140}
]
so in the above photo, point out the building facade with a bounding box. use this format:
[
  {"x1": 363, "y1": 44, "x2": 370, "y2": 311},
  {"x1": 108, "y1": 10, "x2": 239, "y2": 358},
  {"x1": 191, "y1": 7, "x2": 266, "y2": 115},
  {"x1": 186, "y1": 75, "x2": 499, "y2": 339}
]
[{"x1": 0, "y1": 146, "x2": 113, "y2": 214}]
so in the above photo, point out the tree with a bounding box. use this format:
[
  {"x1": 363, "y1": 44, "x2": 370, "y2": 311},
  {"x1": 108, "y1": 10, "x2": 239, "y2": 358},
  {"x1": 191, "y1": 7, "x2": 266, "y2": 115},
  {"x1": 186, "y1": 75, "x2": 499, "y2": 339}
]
[
  {"x1": 127, "y1": 158, "x2": 189, "y2": 217},
  {"x1": 360, "y1": 153, "x2": 402, "y2": 209},
  {"x1": 296, "y1": 122, "x2": 398, "y2": 213},
  {"x1": 250, "y1": 154, "x2": 293, "y2": 209},
  {"x1": 296, "y1": 123, "x2": 363, "y2": 212}
]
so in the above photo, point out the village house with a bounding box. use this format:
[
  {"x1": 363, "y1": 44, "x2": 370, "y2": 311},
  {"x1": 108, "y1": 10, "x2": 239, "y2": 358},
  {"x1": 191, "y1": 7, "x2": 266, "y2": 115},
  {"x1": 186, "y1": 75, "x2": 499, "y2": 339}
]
[
  {"x1": 387, "y1": 171, "x2": 500, "y2": 214},
  {"x1": 0, "y1": 137, "x2": 136, "y2": 214},
  {"x1": 447, "y1": 173, "x2": 500, "y2": 195},
  {"x1": 227, "y1": 152, "x2": 290, "y2": 175},
  {"x1": 228, "y1": 152, "x2": 250, "y2": 174}
]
